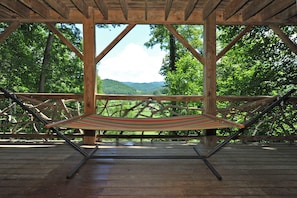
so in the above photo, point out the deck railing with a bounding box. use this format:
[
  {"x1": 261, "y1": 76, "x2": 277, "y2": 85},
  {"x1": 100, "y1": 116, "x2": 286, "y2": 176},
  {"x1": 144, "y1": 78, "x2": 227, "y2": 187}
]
[{"x1": 0, "y1": 93, "x2": 296, "y2": 142}]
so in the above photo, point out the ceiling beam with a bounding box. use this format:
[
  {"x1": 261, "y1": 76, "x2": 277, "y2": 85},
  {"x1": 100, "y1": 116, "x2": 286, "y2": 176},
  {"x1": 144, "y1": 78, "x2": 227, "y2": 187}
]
[
  {"x1": 0, "y1": 5, "x2": 15, "y2": 18},
  {"x1": 46, "y1": 23, "x2": 83, "y2": 60},
  {"x1": 270, "y1": 25, "x2": 297, "y2": 55},
  {"x1": 0, "y1": 22, "x2": 20, "y2": 43},
  {"x1": 94, "y1": 0, "x2": 108, "y2": 20},
  {"x1": 185, "y1": 0, "x2": 199, "y2": 21},
  {"x1": 19, "y1": 0, "x2": 49, "y2": 18},
  {"x1": 43, "y1": 0, "x2": 69, "y2": 19},
  {"x1": 261, "y1": 0, "x2": 295, "y2": 21},
  {"x1": 242, "y1": 0, "x2": 274, "y2": 21},
  {"x1": 0, "y1": 0, "x2": 30, "y2": 18},
  {"x1": 271, "y1": 3, "x2": 297, "y2": 21},
  {"x1": 165, "y1": 24, "x2": 205, "y2": 65},
  {"x1": 70, "y1": 0, "x2": 89, "y2": 18},
  {"x1": 203, "y1": 0, "x2": 222, "y2": 20},
  {"x1": 165, "y1": 0, "x2": 173, "y2": 20},
  {"x1": 120, "y1": 0, "x2": 128, "y2": 20},
  {"x1": 224, "y1": 0, "x2": 249, "y2": 20}
]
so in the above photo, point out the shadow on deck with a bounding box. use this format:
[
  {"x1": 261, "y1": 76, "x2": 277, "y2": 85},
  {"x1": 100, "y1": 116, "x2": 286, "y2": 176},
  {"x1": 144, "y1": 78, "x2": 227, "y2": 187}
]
[{"x1": 1, "y1": 141, "x2": 297, "y2": 197}]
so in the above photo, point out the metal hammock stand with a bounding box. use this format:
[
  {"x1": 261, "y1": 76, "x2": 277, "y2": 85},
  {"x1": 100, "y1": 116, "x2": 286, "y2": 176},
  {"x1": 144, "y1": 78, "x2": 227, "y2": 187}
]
[{"x1": 1, "y1": 87, "x2": 295, "y2": 180}]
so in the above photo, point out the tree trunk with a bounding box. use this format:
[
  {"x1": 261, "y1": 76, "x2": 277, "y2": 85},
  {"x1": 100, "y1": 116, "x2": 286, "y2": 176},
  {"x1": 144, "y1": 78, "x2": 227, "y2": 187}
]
[
  {"x1": 169, "y1": 33, "x2": 176, "y2": 71},
  {"x1": 38, "y1": 31, "x2": 54, "y2": 92}
]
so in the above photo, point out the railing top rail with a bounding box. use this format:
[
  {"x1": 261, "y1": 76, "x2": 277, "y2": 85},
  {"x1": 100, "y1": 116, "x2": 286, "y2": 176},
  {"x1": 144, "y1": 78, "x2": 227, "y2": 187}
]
[{"x1": 0, "y1": 93, "x2": 296, "y2": 102}]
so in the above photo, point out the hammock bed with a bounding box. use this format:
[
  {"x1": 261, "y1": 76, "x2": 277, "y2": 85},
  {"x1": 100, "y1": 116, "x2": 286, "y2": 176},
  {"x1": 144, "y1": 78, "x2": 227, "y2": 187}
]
[
  {"x1": 45, "y1": 113, "x2": 245, "y2": 131},
  {"x1": 1, "y1": 87, "x2": 294, "y2": 181}
]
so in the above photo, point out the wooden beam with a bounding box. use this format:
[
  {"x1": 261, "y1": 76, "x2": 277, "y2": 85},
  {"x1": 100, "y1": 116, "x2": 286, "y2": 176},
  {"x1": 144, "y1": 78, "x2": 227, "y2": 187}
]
[
  {"x1": 203, "y1": 11, "x2": 217, "y2": 145},
  {"x1": 94, "y1": 0, "x2": 108, "y2": 20},
  {"x1": 270, "y1": 25, "x2": 297, "y2": 55},
  {"x1": 83, "y1": 7, "x2": 96, "y2": 144},
  {"x1": 242, "y1": 0, "x2": 273, "y2": 21},
  {"x1": 46, "y1": 23, "x2": 83, "y2": 60},
  {"x1": 270, "y1": 2, "x2": 297, "y2": 21},
  {"x1": 120, "y1": 0, "x2": 128, "y2": 20},
  {"x1": 70, "y1": 0, "x2": 89, "y2": 18},
  {"x1": 43, "y1": 0, "x2": 69, "y2": 19},
  {"x1": 165, "y1": 24, "x2": 205, "y2": 65},
  {"x1": 217, "y1": 25, "x2": 253, "y2": 61},
  {"x1": 145, "y1": 0, "x2": 148, "y2": 21},
  {"x1": 95, "y1": 24, "x2": 136, "y2": 63},
  {"x1": 0, "y1": 0, "x2": 30, "y2": 18},
  {"x1": 184, "y1": 0, "x2": 199, "y2": 20},
  {"x1": 223, "y1": 0, "x2": 249, "y2": 20},
  {"x1": 19, "y1": 0, "x2": 49, "y2": 18},
  {"x1": 0, "y1": 22, "x2": 20, "y2": 43},
  {"x1": 261, "y1": 0, "x2": 295, "y2": 21},
  {"x1": 165, "y1": 0, "x2": 173, "y2": 20},
  {"x1": 203, "y1": 0, "x2": 222, "y2": 20}
]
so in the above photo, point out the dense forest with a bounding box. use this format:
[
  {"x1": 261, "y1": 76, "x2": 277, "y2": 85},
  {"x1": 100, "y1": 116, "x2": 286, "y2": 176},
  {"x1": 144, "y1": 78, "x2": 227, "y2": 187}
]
[{"x1": 0, "y1": 23, "x2": 296, "y2": 95}]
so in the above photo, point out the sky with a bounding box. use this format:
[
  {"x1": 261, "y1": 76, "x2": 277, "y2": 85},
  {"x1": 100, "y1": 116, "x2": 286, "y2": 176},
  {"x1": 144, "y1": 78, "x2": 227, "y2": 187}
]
[{"x1": 95, "y1": 25, "x2": 166, "y2": 83}]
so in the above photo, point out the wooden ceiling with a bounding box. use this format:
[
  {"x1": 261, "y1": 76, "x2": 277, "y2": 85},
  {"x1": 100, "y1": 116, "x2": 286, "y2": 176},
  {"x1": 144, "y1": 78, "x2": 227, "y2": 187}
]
[{"x1": 0, "y1": 0, "x2": 296, "y2": 25}]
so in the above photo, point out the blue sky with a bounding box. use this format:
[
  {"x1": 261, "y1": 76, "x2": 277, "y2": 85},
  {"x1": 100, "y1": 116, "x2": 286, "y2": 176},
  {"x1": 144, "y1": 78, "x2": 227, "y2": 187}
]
[{"x1": 95, "y1": 25, "x2": 165, "y2": 82}]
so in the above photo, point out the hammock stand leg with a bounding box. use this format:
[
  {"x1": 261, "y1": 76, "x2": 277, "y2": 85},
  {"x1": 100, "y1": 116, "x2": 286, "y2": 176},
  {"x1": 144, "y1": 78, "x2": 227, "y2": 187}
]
[
  {"x1": 0, "y1": 88, "x2": 94, "y2": 177},
  {"x1": 193, "y1": 88, "x2": 296, "y2": 180},
  {"x1": 67, "y1": 145, "x2": 98, "y2": 179},
  {"x1": 193, "y1": 147, "x2": 222, "y2": 180}
]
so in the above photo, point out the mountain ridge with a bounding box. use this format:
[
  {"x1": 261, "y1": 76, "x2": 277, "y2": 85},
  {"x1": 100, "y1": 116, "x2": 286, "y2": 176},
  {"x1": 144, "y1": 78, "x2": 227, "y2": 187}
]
[{"x1": 102, "y1": 79, "x2": 165, "y2": 95}]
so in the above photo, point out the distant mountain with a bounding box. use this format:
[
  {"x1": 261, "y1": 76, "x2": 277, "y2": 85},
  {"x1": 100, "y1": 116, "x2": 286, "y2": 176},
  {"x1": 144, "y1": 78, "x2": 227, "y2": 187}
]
[
  {"x1": 123, "y1": 81, "x2": 165, "y2": 93},
  {"x1": 102, "y1": 79, "x2": 165, "y2": 95},
  {"x1": 102, "y1": 79, "x2": 138, "y2": 94}
]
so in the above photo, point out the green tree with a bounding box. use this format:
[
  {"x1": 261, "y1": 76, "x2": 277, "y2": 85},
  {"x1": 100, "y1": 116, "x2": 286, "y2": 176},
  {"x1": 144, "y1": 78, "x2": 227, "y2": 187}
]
[
  {"x1": 217, "y1": 25, "x2": 297, "y2": 95},
  {"x1": 0, "y1": 23, "x2": 84, "y2": 93},
  {"x1": 146, "y1": 25, "x2": 204, "y2": 95}
]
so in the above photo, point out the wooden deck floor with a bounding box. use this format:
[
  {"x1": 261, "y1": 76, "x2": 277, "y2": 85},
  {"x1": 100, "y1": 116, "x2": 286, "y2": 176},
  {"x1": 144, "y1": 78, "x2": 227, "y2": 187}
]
[{"x1": 1, "y1": 141, "x2": 297, "y2": 198}]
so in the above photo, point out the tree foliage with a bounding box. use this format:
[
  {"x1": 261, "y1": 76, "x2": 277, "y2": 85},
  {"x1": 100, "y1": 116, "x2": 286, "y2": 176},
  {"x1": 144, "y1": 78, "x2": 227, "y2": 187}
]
[
  {"x1": 0, "y1": 23, "x2": 84, "y2": 93},
  {"x1": 147, "y1": 25, "x2": 297, "y2": 96},
  {"x1": 217, "y1": 25, "x2": 297, "y2": 95}
]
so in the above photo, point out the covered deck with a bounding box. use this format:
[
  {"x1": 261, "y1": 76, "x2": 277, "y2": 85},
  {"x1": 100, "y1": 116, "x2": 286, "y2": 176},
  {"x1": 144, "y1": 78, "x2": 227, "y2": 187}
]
[{"x1": 1, "y1": 141, "x2": 297, "y2": 197}]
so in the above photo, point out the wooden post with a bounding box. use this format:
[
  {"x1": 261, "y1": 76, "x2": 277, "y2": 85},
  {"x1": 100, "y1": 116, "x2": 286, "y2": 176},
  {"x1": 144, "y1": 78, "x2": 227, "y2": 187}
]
[
  {"x1": 83, "y1": 8, "x2": 97, "y2": 144},
  {"x1": 203, "y1": 11, "x2": 217, "y2": 147}
]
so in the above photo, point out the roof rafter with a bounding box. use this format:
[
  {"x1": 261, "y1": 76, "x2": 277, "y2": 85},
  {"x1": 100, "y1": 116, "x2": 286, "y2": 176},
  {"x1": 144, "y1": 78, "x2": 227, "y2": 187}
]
[
  {"x1": 271, "y1": 2, "x2": 297, "y2": 21},
  {"x1": 185, "y1": 0, "x2": 199, "y2": 20},
  {"x1": 223, "y1": 0, "x2": 249, "y2": 20},
  {"x1": 120, "y1": 0, "x2": 128, "y2": 20},
  {"x1": 242, "y1": 0, "x2": 274, "y2": 21},
  {"x1": 0, "y1": 0, "x2": 30, "y2": 18},
  {"x1": 164, "y1": 0, "x2": 173, "y2": 20},
  {"x1": 43, "y1": 0, "x2": 69, "y2": 19},
  {"x1": 19, "y1": 0, "x2": 49, "y2": 18},
  {"x1": 94, "y1": 0, "x2": 108, "y2": 20},
  {"x1": 261, "y1": 0, "x2": 296, "y2": 21},
  {"x1": 203, "y1": 0, "x2": 222, "y2": 20},
  {"x1": 0, "y1": 5, "x2": 15, "y2": 18},
  {"x1": 70, "y1": 0, "x2": 89, "y2": 18}
]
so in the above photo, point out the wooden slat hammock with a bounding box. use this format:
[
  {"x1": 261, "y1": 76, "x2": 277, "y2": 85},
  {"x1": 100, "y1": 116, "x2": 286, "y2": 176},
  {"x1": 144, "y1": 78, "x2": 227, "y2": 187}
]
[{"x1": 45, "y1": 114, "x2": 245, "y2": 131}]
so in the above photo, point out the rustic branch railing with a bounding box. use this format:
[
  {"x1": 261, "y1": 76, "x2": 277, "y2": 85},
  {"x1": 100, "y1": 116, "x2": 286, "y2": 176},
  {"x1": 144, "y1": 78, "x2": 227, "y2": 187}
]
[{"x1": 0, "y1": 93, "x2": 296, "y2": 142}]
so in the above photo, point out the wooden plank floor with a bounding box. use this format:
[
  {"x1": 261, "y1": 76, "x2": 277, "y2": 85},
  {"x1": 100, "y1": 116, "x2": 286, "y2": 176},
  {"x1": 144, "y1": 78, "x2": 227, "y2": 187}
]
[{"x1": 1, "y1": 141, "x2": 297, "y2": 197}]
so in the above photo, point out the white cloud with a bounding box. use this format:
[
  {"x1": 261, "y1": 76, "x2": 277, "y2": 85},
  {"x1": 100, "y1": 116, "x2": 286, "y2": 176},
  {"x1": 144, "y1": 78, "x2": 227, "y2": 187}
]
[{"x1": 98, "y1": 43, "x2": 165, "y2": 83}]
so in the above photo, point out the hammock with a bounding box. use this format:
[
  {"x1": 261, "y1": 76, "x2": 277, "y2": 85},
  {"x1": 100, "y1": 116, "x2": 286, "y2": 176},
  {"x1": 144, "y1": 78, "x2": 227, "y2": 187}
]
[{"x1": 45, "y1": 114, "x2": 245, "y2": 131}]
